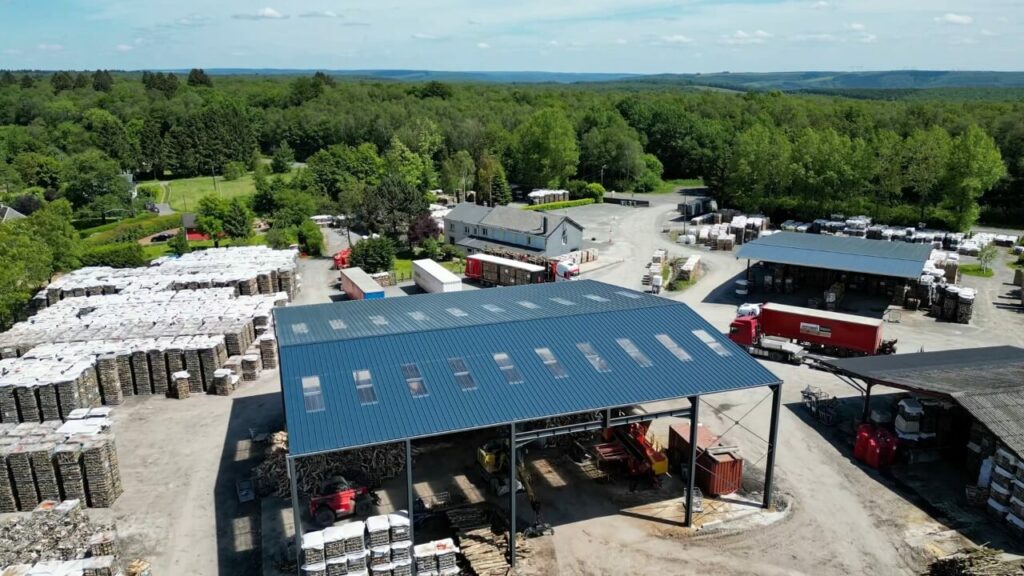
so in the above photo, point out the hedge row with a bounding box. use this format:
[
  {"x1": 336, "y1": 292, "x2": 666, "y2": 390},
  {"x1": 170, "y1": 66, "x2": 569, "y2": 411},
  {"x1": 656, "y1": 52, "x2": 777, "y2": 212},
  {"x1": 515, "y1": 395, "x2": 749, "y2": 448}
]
[
  {"x1": 84, "y1": 214, "x2": 183, "y2": 246},
  {"x1": 80, "y1": 243, "x2": 147, "y2": 268},
  {"x1": 523, "y1": 199, "x2": 595, "y2": 211}
]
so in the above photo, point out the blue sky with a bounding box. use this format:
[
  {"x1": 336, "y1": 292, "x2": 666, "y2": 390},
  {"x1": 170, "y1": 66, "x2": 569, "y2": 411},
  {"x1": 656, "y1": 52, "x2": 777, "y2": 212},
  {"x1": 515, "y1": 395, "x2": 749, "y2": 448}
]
[{"x1": 0, "y1": 0, "x2": 1021, "y2": 73}]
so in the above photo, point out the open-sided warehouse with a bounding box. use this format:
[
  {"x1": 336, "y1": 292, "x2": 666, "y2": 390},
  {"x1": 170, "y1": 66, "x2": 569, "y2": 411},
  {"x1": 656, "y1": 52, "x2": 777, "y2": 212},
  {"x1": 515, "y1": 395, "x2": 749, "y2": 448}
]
[
  {"x1": 736, "y1": 232, "x2": 934, "y2": 306},
  {"x1": 825, "y1": 346, "x2": 1024, "y2": 531},
  {"x1": 274, "y1": 280, "x2": 783, "y2": 572}
]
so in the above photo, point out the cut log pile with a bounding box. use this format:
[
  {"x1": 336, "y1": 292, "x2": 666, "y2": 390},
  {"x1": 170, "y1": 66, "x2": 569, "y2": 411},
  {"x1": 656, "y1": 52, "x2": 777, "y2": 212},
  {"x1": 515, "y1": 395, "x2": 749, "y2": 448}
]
[
  {"x1": 446, "y1": 508, "x2": 531, "y2": 576},
  {"x1": 253, "y1": 432, "x2": 407, "y2": 497},
  {"x1": 0, "y1": 498, "x2": 134, "y2": 571}
]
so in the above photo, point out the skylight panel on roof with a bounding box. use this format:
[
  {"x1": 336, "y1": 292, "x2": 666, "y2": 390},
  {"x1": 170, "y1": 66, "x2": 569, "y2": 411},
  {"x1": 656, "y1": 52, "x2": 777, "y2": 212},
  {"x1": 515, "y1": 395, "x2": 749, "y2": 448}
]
[
  {"x1": 576, "y1": 342, "x2": 611, "y2": 373},
  {"x1": 550, "y1": 298, "x2": 575, "y2": 306},
  {"x1": 401, "y1": 363, "x2": 428, "y2": 398},
  {"x1": 616, "y1": 338, "x2": 653, "y2": 368},
  {"x1": 693, "y1": 329, "x2": 732, "y2": 357},
  {"x1": 482, "y1": 304, "x2": 505, "y2": 313},
  {"x1": 446, "y1": 307, "x2": 468, "y2": 317},
  {"x1": 517, "y1": 301, "x2": 540, "y2": 309},
  {"x1": 353, "y1": 369, "x2": 378, "y2": 404},
  {"x1": 535, "y1": 347, "x2": 568, "y2": 379},
  {"x1": 328, "y1": 319, "x2": 347, "y2": 330},
  {"x1": 369, "y1": 315, "x2": 388, "y2": 326},
  {"x1": 656, "y1": 334, "x2": 692, "y2": 362},
  {"x1": 583, "y1": 294, "x2": 610, "y2": 302},
  {"x1": 493, "y1": 352, "x2": 524, "y2": 384},
  {"x1": 292, "y1": 322, "x2": 309, "y2": 335},
  {"x1": 616, "y1": 291, "x2": 642, "y2": 300},
  {"x1": 448, "y1": 357, "x2": 477, "y2": 391},
  {"x1": 302, "y1": 376, "x2": 325, "y2": 413},
  {"x1": 408, "y1": 311, "x2": 429, "y2": 322}
]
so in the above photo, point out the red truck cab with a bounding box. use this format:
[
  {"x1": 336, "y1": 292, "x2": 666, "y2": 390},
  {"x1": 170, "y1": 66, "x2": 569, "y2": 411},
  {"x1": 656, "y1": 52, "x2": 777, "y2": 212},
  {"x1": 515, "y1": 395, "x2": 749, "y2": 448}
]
[{"x1": 729, "y1": 316, "x2": 759, "y2": 347}]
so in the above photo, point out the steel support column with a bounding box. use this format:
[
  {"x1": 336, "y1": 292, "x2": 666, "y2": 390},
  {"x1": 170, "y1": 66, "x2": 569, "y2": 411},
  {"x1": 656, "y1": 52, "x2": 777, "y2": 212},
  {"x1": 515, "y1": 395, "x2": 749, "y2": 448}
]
[
  {"x1": 861, "y1": 382, "x2": 873, "y2": 423},
  {"x1": 763, "y1": 384, "x2": 782, "y2": 510},
  {"x1": 406, "y1": 439, "x2": 414, "y2": 545},
  {"x1": 684, "y1": 396, "x2": 699, "y2": 528},
  {"x1": 287, "y1": 455, "x2": 302, "y2": 576},
  {"x1": 508, "y1": 422, "x2": 517, "y2": 567}
]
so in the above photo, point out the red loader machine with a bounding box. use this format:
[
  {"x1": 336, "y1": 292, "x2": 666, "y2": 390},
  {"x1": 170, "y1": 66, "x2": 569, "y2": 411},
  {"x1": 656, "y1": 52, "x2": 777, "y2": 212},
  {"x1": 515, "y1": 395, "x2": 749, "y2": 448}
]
[
  {"x1": 308, "y1": 475, "x2": 380, "y2": 526},
  {"x1": 332, "y1": 248, "x2": 352, "y2": 270},
  {"x1": 729, "y1": 302, "x2": 896, "y2": 363}
]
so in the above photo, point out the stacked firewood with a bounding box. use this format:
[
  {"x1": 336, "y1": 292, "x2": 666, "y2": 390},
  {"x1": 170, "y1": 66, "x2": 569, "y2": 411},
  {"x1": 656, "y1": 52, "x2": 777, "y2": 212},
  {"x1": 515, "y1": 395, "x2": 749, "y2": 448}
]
[{"x1": 253, "y1": 431, "x2": 407, "y2": 497}]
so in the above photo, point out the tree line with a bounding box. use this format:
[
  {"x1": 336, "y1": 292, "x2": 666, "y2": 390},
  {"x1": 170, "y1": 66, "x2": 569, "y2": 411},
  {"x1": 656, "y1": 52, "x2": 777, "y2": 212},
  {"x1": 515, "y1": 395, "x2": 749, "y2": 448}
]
[{"x1": 3, "y1": 70, "x2": 1022, "y2": 229}]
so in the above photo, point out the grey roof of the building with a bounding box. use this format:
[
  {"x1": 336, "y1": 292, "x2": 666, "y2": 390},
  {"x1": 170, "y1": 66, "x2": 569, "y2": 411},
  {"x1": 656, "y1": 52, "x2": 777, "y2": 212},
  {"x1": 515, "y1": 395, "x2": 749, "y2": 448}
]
[
  {"x1": 274, "y1": 280, "x2": 782, "y2": 457},
  {"x1": 826, "y1": 346, "x2": 1024, "y2": 457},
  {"x1": 736, "y1": 232, "x2": 933, "y2": 279},
  {"x1": 456, "y1": 236, "x2": 544, "y2": 255},
  {"x1": 0, "y1": 204, "x2": 26, "y2": 222},
  {"x1": 446, "y1": 203, "x2": 582, "y2": 238},
  {"x1": 181, "y1": 213, "x2": 198, "y2": 229}
]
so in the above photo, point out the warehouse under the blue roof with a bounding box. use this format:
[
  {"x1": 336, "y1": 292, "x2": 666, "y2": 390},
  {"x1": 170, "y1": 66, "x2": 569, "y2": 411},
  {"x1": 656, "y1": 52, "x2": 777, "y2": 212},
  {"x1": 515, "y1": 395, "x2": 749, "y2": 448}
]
[
  {"x1": 736, "y1": 232, "x2": 932, "y2": 279},
  {"x1": 274, "y1": 280, "x2": 781, "y2": 458}
]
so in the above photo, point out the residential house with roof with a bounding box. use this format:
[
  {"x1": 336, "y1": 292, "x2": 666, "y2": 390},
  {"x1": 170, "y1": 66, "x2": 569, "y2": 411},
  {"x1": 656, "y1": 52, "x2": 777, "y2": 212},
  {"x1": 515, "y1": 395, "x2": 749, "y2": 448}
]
[
  {"x1": 0, "y1": 204, "x2": 26, "y2": 224},
  {"x1": 442, "y1": 203, "x2": 584, "y2": 258}
]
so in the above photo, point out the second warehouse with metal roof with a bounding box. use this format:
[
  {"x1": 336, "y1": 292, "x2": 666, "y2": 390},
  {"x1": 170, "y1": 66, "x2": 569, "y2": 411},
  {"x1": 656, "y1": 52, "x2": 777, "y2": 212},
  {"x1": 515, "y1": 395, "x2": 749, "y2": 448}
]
[
  {"x1": 273, "y1": 280, "x2": 785, "y2": 570},
  {"x1": 736, "y1": 232, "x2": 933, "y2": 280}
]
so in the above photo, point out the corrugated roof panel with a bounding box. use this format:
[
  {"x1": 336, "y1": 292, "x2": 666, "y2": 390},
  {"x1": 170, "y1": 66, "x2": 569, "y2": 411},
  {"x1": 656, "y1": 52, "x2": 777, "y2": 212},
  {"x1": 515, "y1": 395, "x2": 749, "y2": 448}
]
[
  {"x1": 274, "y1": 280, "x2": 674, "y2": 347},
  {"x1": 278, "y1": 283, "x2": 782, "y2": 456},
  {"x1": 736, "y1": 232, "x2": 932, "y2": 279}
]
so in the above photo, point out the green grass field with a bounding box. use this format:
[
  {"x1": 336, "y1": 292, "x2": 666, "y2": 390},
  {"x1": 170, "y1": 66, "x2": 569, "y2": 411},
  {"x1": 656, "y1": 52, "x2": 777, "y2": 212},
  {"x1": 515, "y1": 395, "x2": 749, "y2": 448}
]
[
  {"x1": 140, "y1": 169, "x2": 299, "y2": 212},
  {"x1": 651, "y1": 178, "x2": 706, "y2": 194},
  {"x1": 960, "y1": 263, "x2": 995, "y2": 278}
]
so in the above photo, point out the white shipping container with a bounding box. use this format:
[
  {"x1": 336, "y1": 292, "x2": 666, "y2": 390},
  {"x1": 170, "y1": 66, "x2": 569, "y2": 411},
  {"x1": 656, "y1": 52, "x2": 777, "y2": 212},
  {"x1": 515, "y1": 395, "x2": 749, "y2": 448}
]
[{"x1": 412, "y1": 259, "x2": 462, "y2": 294}]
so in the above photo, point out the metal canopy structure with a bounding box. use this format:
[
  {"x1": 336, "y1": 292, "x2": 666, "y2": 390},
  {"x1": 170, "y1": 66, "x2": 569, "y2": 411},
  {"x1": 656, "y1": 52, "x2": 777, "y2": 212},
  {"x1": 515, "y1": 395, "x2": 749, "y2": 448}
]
[
  {"x1": 824, "y1": 346, "x2": 1024, "y2": 457},
  {"x1": 736, "y1": 232, "x2": 932, "y2": 279},
  {"x1": 275, "y1": 280, "x2": 784, "y2": 573}
]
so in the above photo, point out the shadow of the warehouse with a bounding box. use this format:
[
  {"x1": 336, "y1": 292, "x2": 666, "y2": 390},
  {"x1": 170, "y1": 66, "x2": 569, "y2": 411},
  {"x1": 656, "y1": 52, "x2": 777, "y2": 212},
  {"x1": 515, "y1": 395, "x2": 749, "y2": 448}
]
[{"x1": 215, "y1": 390, "x2": 285, "y2": 576}]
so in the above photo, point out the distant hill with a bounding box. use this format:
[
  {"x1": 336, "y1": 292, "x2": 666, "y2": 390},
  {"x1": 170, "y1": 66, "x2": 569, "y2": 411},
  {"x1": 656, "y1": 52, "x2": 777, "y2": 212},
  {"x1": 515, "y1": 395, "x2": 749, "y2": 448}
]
[
  {"x1": 627, "y1": 70, "x2": 1024, "y2": 91},
  {"x1": 195, "y1": 68, "x2": 639, "y2": 84}
]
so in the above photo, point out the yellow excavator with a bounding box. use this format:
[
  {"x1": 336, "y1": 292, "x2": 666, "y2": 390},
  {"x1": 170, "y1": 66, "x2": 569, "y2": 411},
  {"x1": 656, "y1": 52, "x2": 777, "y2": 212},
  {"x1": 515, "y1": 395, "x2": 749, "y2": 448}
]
[{"x1": 476, "y1": 439, "x2": 553, "y2": 537}]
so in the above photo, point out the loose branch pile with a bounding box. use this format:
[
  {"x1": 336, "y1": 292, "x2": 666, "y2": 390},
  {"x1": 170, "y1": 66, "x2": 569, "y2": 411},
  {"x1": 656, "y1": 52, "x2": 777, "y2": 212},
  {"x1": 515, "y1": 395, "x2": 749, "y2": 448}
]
[
  {"x1": 253, "y1": 431, "x2": 406, "y2": 497},
  {"x1": 927, "y1": 547, "x2": 1024, "y2": 576}
]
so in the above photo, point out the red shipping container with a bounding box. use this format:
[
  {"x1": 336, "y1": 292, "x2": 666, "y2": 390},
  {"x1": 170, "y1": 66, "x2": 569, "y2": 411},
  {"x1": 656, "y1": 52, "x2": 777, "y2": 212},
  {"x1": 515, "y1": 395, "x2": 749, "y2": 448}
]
[{"x1": 669, "y1": 420, "x2": 744, "y2": 496}]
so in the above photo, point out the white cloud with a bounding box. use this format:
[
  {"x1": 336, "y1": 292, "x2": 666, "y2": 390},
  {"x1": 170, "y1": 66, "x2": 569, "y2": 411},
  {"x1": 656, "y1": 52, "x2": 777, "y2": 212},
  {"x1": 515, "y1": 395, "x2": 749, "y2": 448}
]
[
  {"x1": 720, "y1": 30, "x2": 770, "y2": 45},
  {"x1": 615, "y1": 38, "x2": 628, "y2": 45},
  {"x1": 477, "y1": 42, "x2": 490, "y2": 49},
  {"x1": 810, "y1": 1, "x2": 829, "y2": 8},
  {"x1": 935, "y1": 13, "x2": 972, "y2": 25},
  {"x1": 412, "y1": 33, "x2": 447, "y2": 41},
  {"x1": 233, "y1": 7, "x2": 287, "y2": 20},
  {"x1": 660, "y1": 34, "x2": 693, "y2": 44},
  {"x1": 299, "y1": 10, "x2": 337, "y2": 18},
  {"x1": 37, "y1": 43, "x2": 63, "y2": 51},
  {"x1": 3, "y1": 48, "x2": 22, "y2": 55},
  {"x1": 848, "y1": 22, "x2": 865, "y2": 31},
  {"x1": 859, "y1": 34, "x2": 878, "y2": 43},
  {"x1": 115, "y1": 44, "x2": 134, "y2": 52},
  {"x1": 981, "y1": 29, "x2": 999, "y2": 37},
  {"x1": 548, "y1": 40, "x2": 560, "y2": 47},
  {"x1": 951, "y1": 36, "x2": 978, "y2": 45},
  {"x1": 167, "y1": 14, "x2": 211, "y2": 28}
]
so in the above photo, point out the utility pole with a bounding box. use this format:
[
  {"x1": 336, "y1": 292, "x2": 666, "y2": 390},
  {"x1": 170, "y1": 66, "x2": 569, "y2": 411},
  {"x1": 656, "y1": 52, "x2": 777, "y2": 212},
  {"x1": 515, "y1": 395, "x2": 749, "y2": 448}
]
[{"x1": 601, "y1": 164, "x2": 606, "y2": 188}]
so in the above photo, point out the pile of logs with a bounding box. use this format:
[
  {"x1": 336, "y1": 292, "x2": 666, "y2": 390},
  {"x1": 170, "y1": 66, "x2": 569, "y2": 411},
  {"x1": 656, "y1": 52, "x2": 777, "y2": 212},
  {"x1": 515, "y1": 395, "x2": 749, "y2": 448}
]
[
  {"x1": 0, "y1": 499, "x2": 113, "y2": 566},
  {"x1": 928, "y1": 548, "x2": 1024, "y2": 576},
  {"x1": 252, "y1": 431, "x2": 407, "y2": 497},
  {"x1": 446, "y1": 507, "x2": 531, "y2": 576}
]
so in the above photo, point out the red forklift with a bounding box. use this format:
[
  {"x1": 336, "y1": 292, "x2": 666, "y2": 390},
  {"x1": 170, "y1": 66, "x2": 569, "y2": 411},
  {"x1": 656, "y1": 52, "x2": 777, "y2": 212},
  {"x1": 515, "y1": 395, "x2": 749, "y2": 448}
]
[{"x1": 309, "y1": 475, "x2": 380, "y2": 526}]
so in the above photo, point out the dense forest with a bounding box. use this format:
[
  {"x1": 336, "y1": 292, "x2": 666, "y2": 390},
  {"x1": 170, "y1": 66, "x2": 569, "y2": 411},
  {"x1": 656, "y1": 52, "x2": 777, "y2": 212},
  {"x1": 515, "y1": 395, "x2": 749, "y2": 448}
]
[{"x1": 0, "y1": 68, "x2": 1022, "y2": 325}]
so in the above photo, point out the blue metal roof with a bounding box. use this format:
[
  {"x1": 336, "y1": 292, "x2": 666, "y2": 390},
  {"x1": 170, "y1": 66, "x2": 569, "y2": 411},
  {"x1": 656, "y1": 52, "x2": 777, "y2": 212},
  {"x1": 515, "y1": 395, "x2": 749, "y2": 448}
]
[
  {"x1": 276, "y1": 280, "x2": 782, "y2": 457},
  {"x1": 736, "y1": 232, "x2": 932, "y2": 279}
]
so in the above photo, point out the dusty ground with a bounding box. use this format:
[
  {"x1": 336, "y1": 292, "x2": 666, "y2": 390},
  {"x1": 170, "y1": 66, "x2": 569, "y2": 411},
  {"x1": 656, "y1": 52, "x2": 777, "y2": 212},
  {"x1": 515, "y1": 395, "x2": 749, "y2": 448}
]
[{"x1": 90, "y1": 209, "x2": 1024, "y2": 576}]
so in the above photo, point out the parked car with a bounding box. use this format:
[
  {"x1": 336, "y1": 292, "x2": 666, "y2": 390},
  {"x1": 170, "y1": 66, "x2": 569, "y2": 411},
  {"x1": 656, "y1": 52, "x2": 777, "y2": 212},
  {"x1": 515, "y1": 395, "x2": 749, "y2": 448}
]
[{"x1": 150, "y1": 232, "x2": 174, "y2": 243}]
